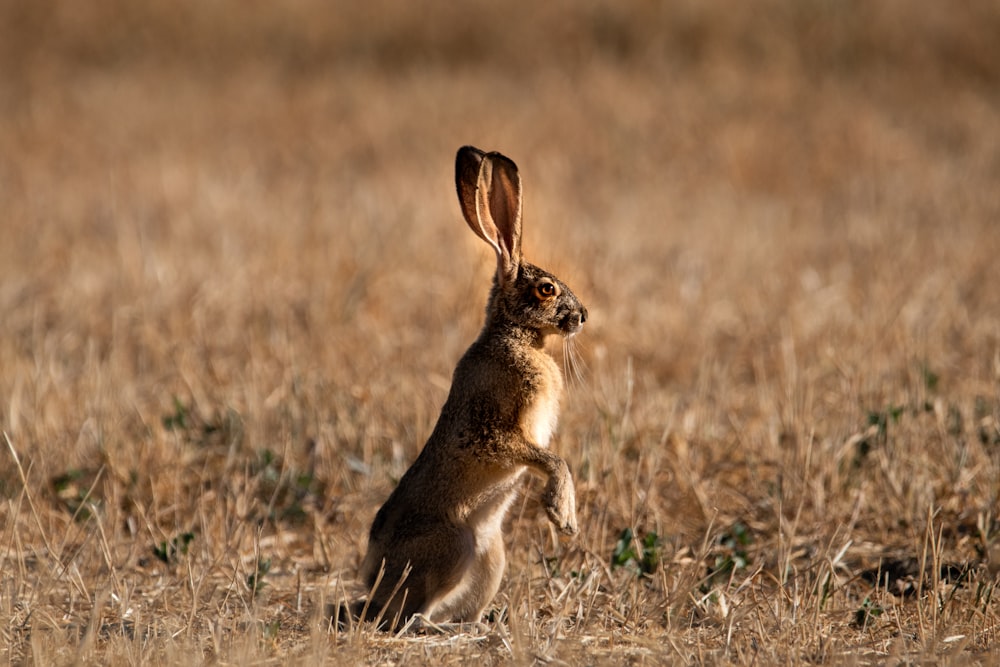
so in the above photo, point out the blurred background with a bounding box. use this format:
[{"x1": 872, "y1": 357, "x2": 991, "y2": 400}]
[
  {"x1": 4, "y1": 0, "x2": 998, "y2": 354},
  {"x1": 2, "y1": 1, "x2": 1000, "y2": 657},
  {"x1": 2, "y1": 0, "x2": 1000, "y2": 569}
]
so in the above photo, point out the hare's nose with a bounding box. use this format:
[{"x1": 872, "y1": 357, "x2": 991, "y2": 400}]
[{"x1": 580, "y1": 306, "x2": 588, "y2": 324}]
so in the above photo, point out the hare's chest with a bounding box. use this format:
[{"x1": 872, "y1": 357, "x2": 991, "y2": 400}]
[{"x1": 519, "y1": 358, "x2": 563, "y2": 448}]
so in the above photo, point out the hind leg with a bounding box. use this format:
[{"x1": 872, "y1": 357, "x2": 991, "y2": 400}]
[
  {"x1": 466, "y1": 532, "x2": 507, "y2": 622},
  {"x1": 426, "y1": 531, "x2": 506, "y2": 623},
  {"x1": 360, "y1": 521, "x2": 475, "y2": 629}
]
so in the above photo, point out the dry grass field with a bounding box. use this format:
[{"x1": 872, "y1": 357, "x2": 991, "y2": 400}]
[{"x1": 3, "y1": 1, "x2": 1000, "y2": 664}]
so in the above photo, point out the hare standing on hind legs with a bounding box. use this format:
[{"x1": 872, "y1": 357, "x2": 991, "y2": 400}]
[{"x1": 347, "y1": 146, "x2": 587, "y2": 630}]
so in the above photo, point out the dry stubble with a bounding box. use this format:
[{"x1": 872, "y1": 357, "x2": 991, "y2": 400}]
[{"x1": 2, "y1": 1, "x2": 1000, "y2": 664}]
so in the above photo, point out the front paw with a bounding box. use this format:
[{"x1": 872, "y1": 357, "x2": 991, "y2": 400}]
[{"x1": 544, "y1": 477, "x2": 578, "y2": 536}]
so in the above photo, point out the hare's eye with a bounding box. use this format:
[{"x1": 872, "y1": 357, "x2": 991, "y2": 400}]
[{"x1": 535, "y1": 281, "x2": 558, "y2": 300}]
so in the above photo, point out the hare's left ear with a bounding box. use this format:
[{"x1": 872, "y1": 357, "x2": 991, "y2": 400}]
[{"x1": 455, "y1": 146, "x2": 522, "y2": 287}]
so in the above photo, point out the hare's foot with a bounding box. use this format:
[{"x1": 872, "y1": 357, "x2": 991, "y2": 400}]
[
  {"x1": 397, "y1": 614, "x2": 490, "y2": 635},
  {"x1": 543, "y1": 469, "x2": 578, "y2": 536}
]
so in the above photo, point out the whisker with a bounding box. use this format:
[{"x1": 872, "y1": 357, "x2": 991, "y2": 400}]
[
  {"x1": 563, "y1": 341, "x2": 574, "y2": 390},
  {"x1": 562, "y1": 336, "x2": 589, "y2": 392},
  {"x1": 573, "y1": 339, "x2": 589, "y2": 386},
  {"x1": 561, "y1": 339, "x2": 573, "y2": 390}
]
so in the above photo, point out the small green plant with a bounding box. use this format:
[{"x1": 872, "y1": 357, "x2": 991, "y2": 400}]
[
  {"x1": 247, "y1": 557, "x2": 272, "y2": 596},
  {"x1": 152, "y1": 532, "x2": 195, "y2": 564},
  {"x1": 162, "y1": 396, "x2": 190, "y2": 431},
  {"x1": 867, "y1": 405, "x2": 904, "y2": 436},
  {"x1": 818, "y1": 572, "x2": 834, "y2": 610},
  {"x1": 920, "y1": 362, "x2": 939, "y2": 392},
  {"x1": 251, "y1": 448, "x2": 324, "y2": 524},
  {"x1": 849, "y1": 405, "x2": 905, "y2": 472},
  {"x1": 50, "y1": 468, "x2": 99, "y2": 520},
  {"x1": 162, "y1": 398, "x2": 244, "y2": 451},
  {"x1": 702, "y1": 522, "x2": 753, "y2": 591},
  {"x1": 853, "y1": 596, "x2": 883, "y2": 629},
  {"x1": 262, "y1": 619, "x2": 281, "y2": 640},
  {"x1": 543, "y1": 555, "x2": 561, "y2": 577},
  {"x1": 611, "y1": 527, "x2": 662, "y2": 576},
  {"x1": 51, "y1": 469, "x2": 87, "y2": 494}
]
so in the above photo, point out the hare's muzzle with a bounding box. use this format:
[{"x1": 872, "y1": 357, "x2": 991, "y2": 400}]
[{"x1": 561, "y1": 306, "x2": 587, "y2": 335}]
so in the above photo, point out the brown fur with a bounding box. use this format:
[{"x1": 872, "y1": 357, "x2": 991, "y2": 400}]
[{"x1": 349, "y1": 146, "x2": 587, "y2": 629}]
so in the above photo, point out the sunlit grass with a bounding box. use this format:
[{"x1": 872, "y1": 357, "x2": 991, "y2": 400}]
[{"x1": 2, "y1": 1, "x2": 1000, "y2": 664}]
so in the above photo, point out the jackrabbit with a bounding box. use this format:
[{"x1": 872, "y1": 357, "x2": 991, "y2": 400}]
[{"x1": 346, "y1": 146, "x2": 587, "y2": 629}]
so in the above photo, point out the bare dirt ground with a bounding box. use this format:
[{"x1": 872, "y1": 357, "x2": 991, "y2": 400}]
[{"x1": 2, "y1": 1, "x2": 1000, "y2": 664}]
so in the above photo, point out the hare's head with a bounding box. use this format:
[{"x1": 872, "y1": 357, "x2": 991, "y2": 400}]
[{"x1": 456, "y1": 146, "x2": 587, "y2": 339}]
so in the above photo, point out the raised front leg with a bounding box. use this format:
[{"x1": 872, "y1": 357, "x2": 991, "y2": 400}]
[{"x1": 518, "y1": 445, "x2": 578, "y2": 536}]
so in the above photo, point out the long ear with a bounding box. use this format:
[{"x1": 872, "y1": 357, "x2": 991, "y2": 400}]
[
  {"x1": 456, "y1": 145, "x2": 486, "y2": 230},
  {"x1": 455, "y1": 147, "x2": 522, "y2": 286}
]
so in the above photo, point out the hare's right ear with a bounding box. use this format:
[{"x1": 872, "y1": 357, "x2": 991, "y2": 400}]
[{"x1": 455, "y1": 146, "x2": 522, "y2": 287}]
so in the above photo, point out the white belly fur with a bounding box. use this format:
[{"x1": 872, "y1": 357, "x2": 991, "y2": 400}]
[
  {"x1": 470, "y1": 474, "x2": 522, "y2": 550},
  {"x1": 428, "y1": 473, "x2": 522, "y2": 620},
  {"x1": 519, "y1": 357, "x2": 562, "y2": 448}
]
